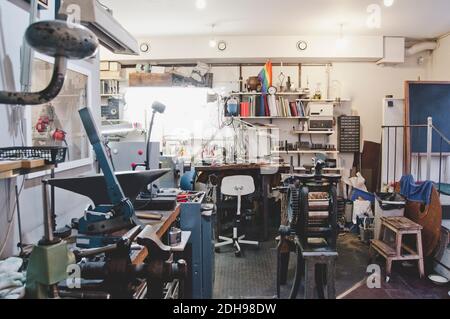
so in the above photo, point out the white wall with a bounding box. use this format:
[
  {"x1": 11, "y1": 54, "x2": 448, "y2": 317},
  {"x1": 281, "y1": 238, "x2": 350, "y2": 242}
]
[
  {"x1": 0, "y1": 1, "x2": 100, "y2": 258},
  {"x1": 428, "y1": 34, "x2": 450, "y2": 81},
  {"x1": 101, "y1": 35, "x2": 384, "y2": 63},
  {"x1": 331, "y1": 57, "x2": 427, "y2": 143}
]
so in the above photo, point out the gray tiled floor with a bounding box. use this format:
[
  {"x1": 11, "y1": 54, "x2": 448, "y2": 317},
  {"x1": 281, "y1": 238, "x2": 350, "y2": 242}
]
[{"x1": 213, "y1": 233, "x2": 369, "y2": 299}]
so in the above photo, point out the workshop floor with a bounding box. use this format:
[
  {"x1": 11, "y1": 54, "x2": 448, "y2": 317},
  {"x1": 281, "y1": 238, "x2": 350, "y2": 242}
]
[
  {"x1": 213, "y1": 232, "x2": 370, "y2": 299},
  {"x1": 213, "y1": 232, "x2": 450, "y2": 299}
]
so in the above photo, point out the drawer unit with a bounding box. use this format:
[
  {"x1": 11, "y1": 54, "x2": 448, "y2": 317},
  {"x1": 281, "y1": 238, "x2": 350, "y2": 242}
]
[{"x1": 338, "y1": 116, "x2": 361, "y2": 152}]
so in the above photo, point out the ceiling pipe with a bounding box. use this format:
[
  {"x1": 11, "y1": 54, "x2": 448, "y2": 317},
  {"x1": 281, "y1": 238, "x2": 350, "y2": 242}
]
[{"x1": 406, "y1": 41, "x2": 437, "y2": 56}]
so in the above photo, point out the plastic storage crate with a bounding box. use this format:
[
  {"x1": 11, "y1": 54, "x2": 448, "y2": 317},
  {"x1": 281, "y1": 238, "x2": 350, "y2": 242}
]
[{"x1": 0, "y1": 147, "x2": 67, "y2": 164}]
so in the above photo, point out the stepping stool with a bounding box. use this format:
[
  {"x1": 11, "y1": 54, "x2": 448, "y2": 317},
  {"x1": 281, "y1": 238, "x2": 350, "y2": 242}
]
[
  {"x1": 370, "y1": 216, "x2": 424, "y2": 278},
  {"x1": 299, "y1": 240, "x2": 338, "y2": 299}
]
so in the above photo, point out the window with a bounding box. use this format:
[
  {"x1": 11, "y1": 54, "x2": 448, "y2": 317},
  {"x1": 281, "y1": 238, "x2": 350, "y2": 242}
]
[{"x1": 26, "y1": 56, "x2": 93, "y2": 176}]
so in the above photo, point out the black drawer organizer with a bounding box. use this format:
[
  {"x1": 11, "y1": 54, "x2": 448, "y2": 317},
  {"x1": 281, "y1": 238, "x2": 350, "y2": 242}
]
[
  {"x1": 338, "y1": 116, "x2": 361, "y2": 152},
  {"x1": 0, "y1": 147, "x2": 67, "y2": 164}
]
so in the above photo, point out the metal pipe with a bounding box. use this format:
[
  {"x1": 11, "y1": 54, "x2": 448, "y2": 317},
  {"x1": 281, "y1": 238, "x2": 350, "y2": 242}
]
[
  {"x1": 387, "y1": 128, "x2": 390, "y2": 185},
  {"x1": 15, "y1": 184, "x2": 24, "y2": 255},
  {"x1": 409, "y1": 127, "x2": 412, "y2": 175},
  {"x1": 0, "y1": 20, "x2": 98, "y2": 106},
  {"x1": 145, "y1": 111, "x2": 157, "y2": 171},
  {"x1": 0, "y1": 57, "x2": 67, "y2": 105},
  {"x1": 42, "y1": 181, "x2": 54, "y2": 243},
  {"x1": 432, "y1": 125, "x2": 450, "y2": 145},
  {"x1": 382, "y1": 124, "x2": 428, "y2": 128},
  {"x1": 50, "y1": 168, "x2": 56, "y2": 232},
  {"x1": 394, "y1": 127, "x2": 398, "y2": 183},
  {"x1": 439, "y1": 137, "x2": 443, "y2": 195},
  {"x1": 426, "y1": 117, "x2": 433, "y2": 180}
]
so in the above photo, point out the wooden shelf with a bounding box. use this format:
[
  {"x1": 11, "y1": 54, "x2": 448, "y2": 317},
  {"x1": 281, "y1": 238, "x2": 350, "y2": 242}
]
[
  {"x1": 230, "y1": 92, "x2": 309, "y2": 96},
  {"x1": 226, "y1": 116, "x2": 309, "y2": 120},
  {"x1": 272, "y1": 150, "x2": 339, "y2": 155},
  {"x1": 298, "y1": 99, "x2": 351, "y2": 103},
  {"x1": 294, "y1": 167, "x2": 344, "y2": 171},
  {"x1": 101, "y1": 94, "x2": 122, "y2": 98},
  {"x1": 293, "y1": 130, "x2": 335, "y2": 135}
]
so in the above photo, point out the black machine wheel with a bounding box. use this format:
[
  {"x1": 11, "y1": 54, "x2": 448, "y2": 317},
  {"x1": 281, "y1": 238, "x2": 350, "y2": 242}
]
[
  {"x1": 328, "y1": 185, "x2": 338, "y2": 250},
  {"x1": 298, "y1": 186, "x2": 309, "y2": 247},
  {"x1": 287, "y1": 185, "x2": 300, "y2": 232},
  {"x1": 276, "y1": 185, "x2": 304, "y2": 299}
]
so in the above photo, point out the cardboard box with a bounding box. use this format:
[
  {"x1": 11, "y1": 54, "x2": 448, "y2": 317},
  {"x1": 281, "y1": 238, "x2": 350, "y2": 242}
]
[
  {"x1": 129, "y1": 73, "x2": 173, "y2": 87},
  {"x1": 100, "y1": 61, "x2": 110, "y2": 71}
]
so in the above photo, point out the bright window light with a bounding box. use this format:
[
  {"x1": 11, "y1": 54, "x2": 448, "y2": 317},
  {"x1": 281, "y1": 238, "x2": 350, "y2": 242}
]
[
  {"x1": 384, "y1": 0, "x2": 394, "y2": 7},
  {"x1": 124, "y1": 87, "x2": 219, "y2": 142}
]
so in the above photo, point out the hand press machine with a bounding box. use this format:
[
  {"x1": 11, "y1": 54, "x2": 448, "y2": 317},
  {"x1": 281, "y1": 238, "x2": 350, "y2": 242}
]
[{"x1": 276, "y1": 160, "x2": 341, "y2": 299}]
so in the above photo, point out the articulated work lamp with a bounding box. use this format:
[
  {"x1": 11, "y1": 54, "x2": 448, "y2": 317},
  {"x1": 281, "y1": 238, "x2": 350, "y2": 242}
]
[
  {"x1": 132, "y1": 101, "x2": 166, "y2": 170},
  {"x1": 0, "y1": 20, "x2": 98, "y2": 105},
  {"x1": 145, "y1": 101, "x2": 166, "y2": 170}
]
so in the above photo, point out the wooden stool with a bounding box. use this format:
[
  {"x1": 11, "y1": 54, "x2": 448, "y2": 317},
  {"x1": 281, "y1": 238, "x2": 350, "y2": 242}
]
[
  {"x1": 299, "y1": 240, "x2": 338, "y2": 299},
  {"x1": 370, "y1": 216, "x2": 424, "y2": 278}
]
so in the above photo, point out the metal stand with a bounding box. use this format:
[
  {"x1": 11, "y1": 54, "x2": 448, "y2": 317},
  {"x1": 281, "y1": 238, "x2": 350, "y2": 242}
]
[{"x1": 300, "y1": 241, "x2": 338, "y2": 299}]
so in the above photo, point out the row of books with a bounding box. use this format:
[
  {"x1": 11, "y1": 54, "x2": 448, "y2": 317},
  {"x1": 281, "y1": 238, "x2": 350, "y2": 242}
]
[
  {"x1": 101, "y1": 79, "x2": 120, "y2": 95},
  {"x1": 235, "y1": 96, "x2": 308, "y2": 117}
]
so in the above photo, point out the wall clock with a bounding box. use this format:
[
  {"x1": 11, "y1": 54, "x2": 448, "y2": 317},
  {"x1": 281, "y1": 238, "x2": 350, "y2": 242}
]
[{"x1": 297, "y1": 40, "x2": 308, "y2": 51}]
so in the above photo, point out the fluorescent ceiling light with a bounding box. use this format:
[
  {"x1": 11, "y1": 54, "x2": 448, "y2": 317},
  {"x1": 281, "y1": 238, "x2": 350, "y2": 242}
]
[
  {"x1": 384, "y1": 0, "x2": 394, "y2": 7},
  {"x1": 336, "y1": 23, "x2": 348, "y2": 49}
]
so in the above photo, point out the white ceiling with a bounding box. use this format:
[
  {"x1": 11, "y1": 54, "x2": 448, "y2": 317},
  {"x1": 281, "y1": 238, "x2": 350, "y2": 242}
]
[{"x1": 101, "y1": 0, "x2": 450, "y2": 39}]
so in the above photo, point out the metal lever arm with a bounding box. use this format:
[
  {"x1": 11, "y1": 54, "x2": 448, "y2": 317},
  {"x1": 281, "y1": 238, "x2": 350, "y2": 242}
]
[
  {"x1": 79, "y1": 107, "x2": 128, "y2": 205},
  {"x1": 0, "y1": 20, "x2": 98, "y2": 105}
]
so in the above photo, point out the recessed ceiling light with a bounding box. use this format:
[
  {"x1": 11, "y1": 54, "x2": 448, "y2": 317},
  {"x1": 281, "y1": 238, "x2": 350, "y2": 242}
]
[
  {"x1": 384, "y1": 0, "x2": 394, "y2": 7},
  {"x1": 209, "y1": 39, "x2": 217, "y2": 48},
  {"x1": 196, "y1": 0, "x2": 206, "y2": 10}
]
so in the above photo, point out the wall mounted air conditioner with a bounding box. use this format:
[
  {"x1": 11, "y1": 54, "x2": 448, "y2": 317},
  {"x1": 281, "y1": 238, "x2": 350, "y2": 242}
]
[{"x1": 59, "y1": 0, "x2": 139, "y2": 55}]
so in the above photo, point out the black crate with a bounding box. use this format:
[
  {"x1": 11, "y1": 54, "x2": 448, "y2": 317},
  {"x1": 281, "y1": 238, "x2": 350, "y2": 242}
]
[{"x1": 0, "y1": 147, "x2": 67, "y2": 164}]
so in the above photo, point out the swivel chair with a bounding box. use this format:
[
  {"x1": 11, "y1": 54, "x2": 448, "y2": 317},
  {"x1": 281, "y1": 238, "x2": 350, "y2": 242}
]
[{"x1": 215, "y1": 175, "x2": 259, "y2": 257}]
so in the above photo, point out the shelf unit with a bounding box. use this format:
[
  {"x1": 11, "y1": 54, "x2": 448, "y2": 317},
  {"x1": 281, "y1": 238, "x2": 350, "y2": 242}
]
[
  {"x1": 292, "y1": 130, "x2": 335, "y2": 135},
  {"x1": 294, "y1": 167, "x2": 344, "y2": 171},
  {"x1": 225, "y1": 79, "x2": 352, "y2": 168},
  {"x1": 298, "y1": 99, "x2": 351, "y2": 103},
  {"x1": 226, "y1": 116, "x2": 309, "y2": 120},
  {"x1": 230, "y1": 92, "x2": 309, "y2": 96},
  {"x1": 272, "y1": 150, "x2": 340, "y2": 154},
  {"x1": 101, "y1": 94, "x2": 123, "y2": 98}
]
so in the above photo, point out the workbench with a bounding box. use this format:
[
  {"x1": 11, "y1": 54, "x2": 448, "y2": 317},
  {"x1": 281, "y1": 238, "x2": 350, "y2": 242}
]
[
  {"x1": 0, "y1": 159, "x2": 54, "y2": 180},
  {"x1": 129, "y1": 205, "x2": 181, "y2": 265},
  {"x1": 196, "y1": 163, "x2": 284, "y2": 241},
  {"x1": 57, "y1": 204, "x2": 182, "y2": 299}
]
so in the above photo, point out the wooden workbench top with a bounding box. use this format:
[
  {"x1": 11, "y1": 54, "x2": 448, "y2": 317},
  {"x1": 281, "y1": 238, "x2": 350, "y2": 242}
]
[
  {"x1": 195, "y1": 163, "x2": 281, "y2": 172},
  {"x1": 129, "y1": 205, "x2": 181, "y2": 265},
  {"x1": 0, "y1": 159, "x2": 53, "y2": 180}
]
